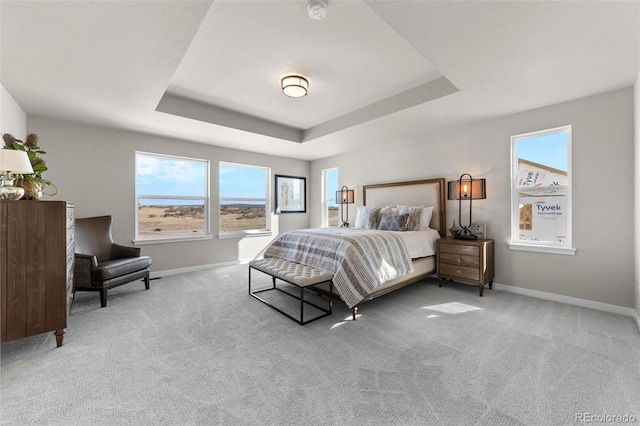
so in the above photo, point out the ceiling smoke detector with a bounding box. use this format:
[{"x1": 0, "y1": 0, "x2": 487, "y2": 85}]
[{"x1": 308, "y1": 0, "x2": 327, "y2": 20}]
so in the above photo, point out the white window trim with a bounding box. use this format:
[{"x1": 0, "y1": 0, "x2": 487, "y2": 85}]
[
  {"x1": 135, "y1": 151, "x2": 210, "y2": 244},
  {"x1": 509, "y1": 125, "x2": 575, "y2": 255},
  {"x1": 507, "y1": 242, "x2": 576, "y2": 256},
  {"x1": 134, "y1": 235, "x2": 213, "y2": 245},
  {"x1": 218, "y1": 161, "x2": 271, "y2": 237}
]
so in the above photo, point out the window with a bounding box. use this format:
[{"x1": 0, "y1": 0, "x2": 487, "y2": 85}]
[
  {"x1": 322, "y1": 167, "x2": 339, "y2": 227},
  {"x1": 135, "y1": 152, "x2": 210, "y2": 243},
  {"x1": 509, "y1": 125, "x2": 575, "y2": 255},
  {"x1": 219, "y1": 162, "x2": 270, "y2": 236}
]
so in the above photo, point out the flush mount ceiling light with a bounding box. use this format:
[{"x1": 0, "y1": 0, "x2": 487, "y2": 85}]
[
  {"x1": 308, "y1": 0, "x2": 327, "y2": 20},
  {"x1": 281, "y1": 74, "x2": 309, "y2": 98}
]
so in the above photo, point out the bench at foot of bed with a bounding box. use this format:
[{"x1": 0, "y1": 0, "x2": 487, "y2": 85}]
[{"x1": 248, "y1": 258, "x2": 334, "y2": 325}]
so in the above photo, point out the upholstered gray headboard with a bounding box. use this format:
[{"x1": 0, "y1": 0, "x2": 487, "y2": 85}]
[{"x1": 362, "y1": 178, "x2": 446, "y2": 236}]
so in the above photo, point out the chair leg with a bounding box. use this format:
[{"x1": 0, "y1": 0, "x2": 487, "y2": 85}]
[
  {"x1": 100, "y1": 289, "x2": 107, "y2": 308},
  {"x1": 144, "y1": 272, "x2": 150, "y2": 290}
]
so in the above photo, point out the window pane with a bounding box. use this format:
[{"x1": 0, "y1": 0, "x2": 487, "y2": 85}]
[
  {"x1": 219, "y1": 162, "x2": 269, "y2": 233},
  {"x1": 511, "y1": 126, "x2": 571, "y2": 249},
  {"x1": 138, "y1": 199, "x2": 206, "y2": 237},
  {"x1": 219, "y1": 164, "x2": 266, "y2": 199},
  {"x1": 323, "y1": 168, "x2": 340, "y2": 227},
  {"x1": 517, "y1": 191, "x2": 567, "y2": 244},
  {"x1": 516, "y1": 131, "x2": 568, "y2": 189},
  {"x1": 137, "y1": 154, "x2": 207, "y2": 197},
  {"x1": 136, "y1": 152, "x2": 209, "y2": 241},
  {"x1": 219, "y1": 203, "x2": 267, "y2": 232}
]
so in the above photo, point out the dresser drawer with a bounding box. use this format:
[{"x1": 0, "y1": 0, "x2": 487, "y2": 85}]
[
  {"x1": 439, "y1": 263, "x2": 480, "y2": 282},
  {"x1": 439, "y1": 252, "x2": 479, "y2": 268},
  {"x1": 439, "y1": 243, "x2": 479, "y2": 257}
]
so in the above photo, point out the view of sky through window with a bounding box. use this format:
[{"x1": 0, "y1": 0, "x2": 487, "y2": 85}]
[
  {"x1": 326, "y1": 169, "x2": 338, "y2": 207},
  {"x1": 517, "y1": 132, "x2": 568, "y2": 171},
  {"x1": 219, "y1": 163, "x2": 267, "y2": 205},
  {"x1": 137, "y1": 154, "x2": 207, "y2": 205}
]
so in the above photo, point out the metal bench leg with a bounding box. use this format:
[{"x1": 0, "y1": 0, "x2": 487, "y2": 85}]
[{"x1": 300, "y1": 285, "x2": 304, "y2": 325}]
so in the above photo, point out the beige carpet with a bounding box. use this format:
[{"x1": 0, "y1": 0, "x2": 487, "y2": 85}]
[{"x1": 1, "y1": 264, "x2": 639, "y2": 425}]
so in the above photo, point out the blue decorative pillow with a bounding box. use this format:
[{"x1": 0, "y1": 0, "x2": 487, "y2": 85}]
[{"x1": 378, "y1": 214, "x2": 410, "y2": 232}]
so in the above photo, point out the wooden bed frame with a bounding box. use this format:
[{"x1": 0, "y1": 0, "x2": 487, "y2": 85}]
[{"x1": 320, "y1": 177, "x2": 446, "y2": 319}]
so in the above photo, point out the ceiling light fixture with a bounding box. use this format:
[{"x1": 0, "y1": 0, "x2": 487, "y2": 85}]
[
  {"x1": 308, "y1": 0, "x2": 327, "y2": 20},
  {"x1": 281, "y1": 74, "x2": 309, "y2": 98}
]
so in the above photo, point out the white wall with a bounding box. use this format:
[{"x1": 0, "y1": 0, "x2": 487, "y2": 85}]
[
  {"x1": 0, "y1": 84, "x2": 26, "y2": 137},
  {"x1": 27, "y1": 117, "x2": 310, "y2": 273},
  {"x1": 311, "y1": 87, "x2": 636, "y2": 308}
]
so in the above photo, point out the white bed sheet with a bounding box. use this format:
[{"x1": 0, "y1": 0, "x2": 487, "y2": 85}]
[{"x1": 396, "y1": 228, "x2": 440, "y2": 258}]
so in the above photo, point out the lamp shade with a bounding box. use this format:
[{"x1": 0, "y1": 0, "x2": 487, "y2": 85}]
[
  {"x1": 336, "y1": 188, "x2": 354, "y2": 204},
  {"x1": 0, "y1": 150, "x2": 34, "y2": 174},
  {"x1": 447, "y1": 178, "x2": 486, "y2": 200}
]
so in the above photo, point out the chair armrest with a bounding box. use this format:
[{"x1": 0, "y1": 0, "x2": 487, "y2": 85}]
[
  {"x1": 74, "y1": 254, "x2": 97, "y2": 287},
  {"x1": 111, "y1": 243, "x2": 141, "y2": 259},
  {"x1": 75, "y1": 253, "x2": 98, "y2": 268}
]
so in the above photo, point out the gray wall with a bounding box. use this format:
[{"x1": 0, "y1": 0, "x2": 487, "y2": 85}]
[
  {"x1": 311, "y1": 87, "x2": 636, "y2": 308},
  {"x1": 635, "y1": 76, "x2": 640, "y2": 323},
  {"x1": 1, "y1": 83, "x2": 26, "y2": 137},
  {"x1": 27, "y1": 117, "x2": 310, "y2": 273}
]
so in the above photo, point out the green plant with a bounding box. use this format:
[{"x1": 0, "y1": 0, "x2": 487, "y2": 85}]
[{"x1": 2, "y1": 133, "x2": 57, "y2": 199}]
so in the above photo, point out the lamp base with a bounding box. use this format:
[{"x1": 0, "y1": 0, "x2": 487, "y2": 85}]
[
  {"x1": 340, "y1": 221, "x2": 350, "y2": 228},
  {"x1": 453, "y1": 233, "x2": 477, "y2": 240},
  {"x1": 454, "y1": 225, "x2": 478, "y2": 240},
  {"x1": 0, "y1": 185, "x2": 25, "y2": 200}
]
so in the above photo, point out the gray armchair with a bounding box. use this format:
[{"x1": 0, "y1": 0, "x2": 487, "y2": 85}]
[{"x1": 74, "y1": 215, "x2": 151, "y2": 307}]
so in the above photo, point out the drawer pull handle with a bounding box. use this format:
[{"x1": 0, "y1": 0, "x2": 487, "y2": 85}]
[
  {"x1": 455, "y1": 269, "x2": 461, "y2": 274},
  {"x1": 456, "y1": 258, "x2": 461, "y2": 263},
  {"x1": 456, "y1": 248, "x2": 461, "y2": 252}
]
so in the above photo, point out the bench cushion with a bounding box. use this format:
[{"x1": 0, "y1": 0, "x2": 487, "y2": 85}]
[{"x1": 250, "y1": 258, "x2": 333, "y2": 287}]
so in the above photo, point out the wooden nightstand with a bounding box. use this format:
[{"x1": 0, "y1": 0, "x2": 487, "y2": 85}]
[{"x1": 437, "y1": 237, "x2": 494, "y2": 296}]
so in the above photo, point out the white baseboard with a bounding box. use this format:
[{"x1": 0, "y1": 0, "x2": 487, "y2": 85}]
[
  {"x1": 634, "y1": 310, "x2": 640, "y2": 334},
  {"x1": 492, "y1": 282, "x2": 638, "y2": 320},
  {"x1": 150, "y1": 259, "x2": 250, "y2": 279}
]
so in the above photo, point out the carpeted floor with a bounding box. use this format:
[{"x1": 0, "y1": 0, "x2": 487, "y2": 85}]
[{"x1": 1, "y1": 264, "x2": 639, "y2": 425}]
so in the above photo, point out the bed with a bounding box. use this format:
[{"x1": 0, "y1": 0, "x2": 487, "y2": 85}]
[{"x1": 258, "y1": 177, "x2": 446, "y2": 319}]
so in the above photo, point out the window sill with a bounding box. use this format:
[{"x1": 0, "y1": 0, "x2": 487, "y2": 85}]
[
  {"x1": 133, "y1": 235, "x2": 213, "y2": 245},
  {"x1": 508, "y1": 242, "x2": 576, "y2": 256},
  {"x1": 218, "y1": 230, "x2": 273, "y2": 239}
]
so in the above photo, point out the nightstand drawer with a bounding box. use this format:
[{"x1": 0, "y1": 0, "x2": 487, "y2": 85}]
[
  {"x1": 439, "y1": 243, "x2": 479, "y2": 257},
  {"x1": 439, "y1": 252, "x2": 479, "y2": 268},
  {"x1": 439, "y1": 263, "x2": 480, "y2": 282}
]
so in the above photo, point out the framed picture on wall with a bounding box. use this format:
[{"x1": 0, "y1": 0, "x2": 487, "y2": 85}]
[
  {"x1": 275, "y1": 175, "x2": 306, "y2": 213},
  {"x1": 472, "y1": 222, "x2": 485, "y2": 239}
]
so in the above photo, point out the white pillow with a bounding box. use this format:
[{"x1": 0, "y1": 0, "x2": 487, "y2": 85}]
[
  {"x1": 380, "y1": 206, "x2": 397, "y2": 215},
  {"x1": 419, "y1": 206, "x2": 434, "y2": 229},
  {"x1": 354, "y1": 206, "x2": 366, "y2": 228}
]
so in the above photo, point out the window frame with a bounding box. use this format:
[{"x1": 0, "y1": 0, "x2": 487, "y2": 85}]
[
  {"x1": 509, "y1": 125, "x2": 576, "y2": 255},
  {"x1": 134, "y1": 151, "x2": 211, "y2": 245},
  {"x1": 218, "y1": 161, "x2": 271, "y2": 238}
]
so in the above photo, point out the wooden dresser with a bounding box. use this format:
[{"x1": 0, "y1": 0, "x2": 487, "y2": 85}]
[
  {"x1": 437, "y1": 237, "x2": 494, "y2": 296},
  {"x1": 0, "y1": 200, "x2": 74, "y2": 347}
]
